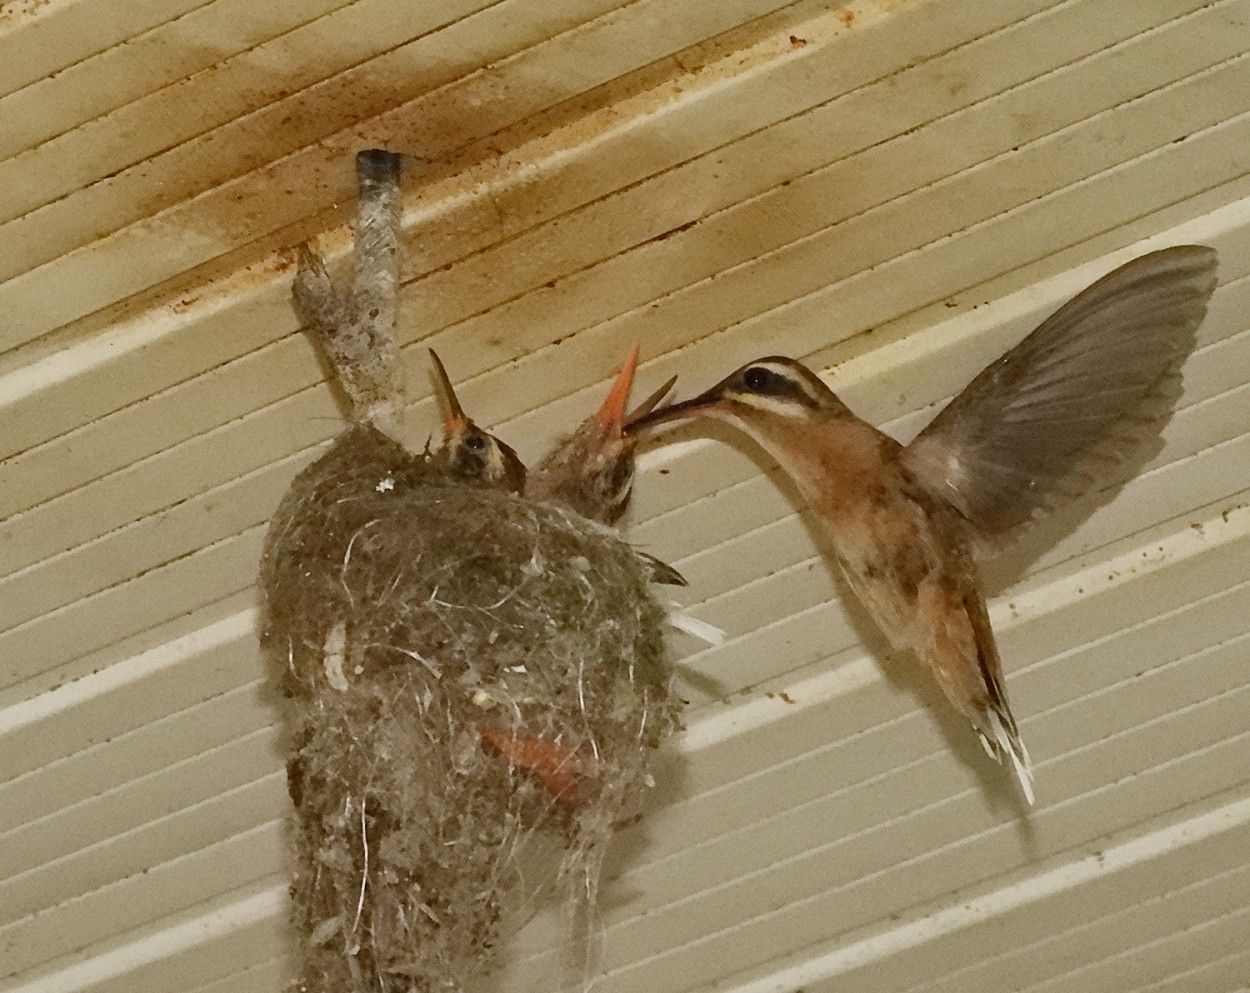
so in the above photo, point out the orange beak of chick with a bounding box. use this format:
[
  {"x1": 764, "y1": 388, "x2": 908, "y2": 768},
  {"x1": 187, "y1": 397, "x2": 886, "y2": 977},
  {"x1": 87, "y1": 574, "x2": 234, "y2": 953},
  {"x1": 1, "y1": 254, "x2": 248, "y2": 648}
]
[
  {"x1": 594, "y1": 342, "x2": 677, "y2": 438},
  {"x1": 428, "y1": 349, "x2": 469, "y2": 436},
  {"x1": 593, "y1": 342, "x2": 640, "y2": 438}
]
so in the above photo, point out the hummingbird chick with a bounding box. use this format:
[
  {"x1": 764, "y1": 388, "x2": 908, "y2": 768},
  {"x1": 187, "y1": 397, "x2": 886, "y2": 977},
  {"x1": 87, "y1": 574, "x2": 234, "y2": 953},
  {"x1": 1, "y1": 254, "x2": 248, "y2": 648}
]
[
  {"x1": 527, "y1": 343, "x2": 683, "y2": 587},
  {"x1": 427, "y1": 350, "x2": 527, "y2": 493},
  {"x1": 631, "y1": 246, "x2": 1219, "y2": 803},
  {"x1": 527, "y1": 343, "x2": 676, "y2": 525}
]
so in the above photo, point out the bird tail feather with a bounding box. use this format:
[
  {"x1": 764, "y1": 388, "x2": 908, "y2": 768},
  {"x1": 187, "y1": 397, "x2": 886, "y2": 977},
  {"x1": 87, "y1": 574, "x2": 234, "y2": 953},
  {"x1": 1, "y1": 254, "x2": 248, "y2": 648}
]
[
  {"x1": 965, "y1": 592, "x2": 1035, "y2": 805},
  {"x1": 981, "y1": 710, "x2": 1034, "y2": 806}
]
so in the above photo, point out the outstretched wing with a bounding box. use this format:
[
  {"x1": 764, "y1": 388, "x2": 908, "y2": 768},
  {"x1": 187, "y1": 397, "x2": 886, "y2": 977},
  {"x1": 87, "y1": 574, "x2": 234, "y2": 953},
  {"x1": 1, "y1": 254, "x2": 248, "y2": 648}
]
[{"x1": 905, "y1": 245, "x2": 1217, "y2": 554}]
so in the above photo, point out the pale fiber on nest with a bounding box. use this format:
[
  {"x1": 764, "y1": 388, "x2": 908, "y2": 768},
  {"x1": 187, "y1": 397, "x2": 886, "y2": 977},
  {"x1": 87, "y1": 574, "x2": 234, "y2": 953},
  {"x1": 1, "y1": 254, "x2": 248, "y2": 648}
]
[{"x1": 260, "y1": 426, "x2": 678, "y2": 993}]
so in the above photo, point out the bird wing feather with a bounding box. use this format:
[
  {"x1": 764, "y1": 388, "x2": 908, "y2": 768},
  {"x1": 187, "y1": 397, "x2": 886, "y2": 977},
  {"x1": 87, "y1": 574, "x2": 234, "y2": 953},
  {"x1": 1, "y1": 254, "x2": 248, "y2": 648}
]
[{"x1": 904, "y1": 245, "x2": 1217, "y2": 556}]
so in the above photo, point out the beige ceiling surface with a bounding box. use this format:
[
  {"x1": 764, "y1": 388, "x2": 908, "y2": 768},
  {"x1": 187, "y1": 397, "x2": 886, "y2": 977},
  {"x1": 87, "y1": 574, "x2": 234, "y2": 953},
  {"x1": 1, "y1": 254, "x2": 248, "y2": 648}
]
[{"x1": 1, "y1": 0, "x2": 1248, "y2": 991}]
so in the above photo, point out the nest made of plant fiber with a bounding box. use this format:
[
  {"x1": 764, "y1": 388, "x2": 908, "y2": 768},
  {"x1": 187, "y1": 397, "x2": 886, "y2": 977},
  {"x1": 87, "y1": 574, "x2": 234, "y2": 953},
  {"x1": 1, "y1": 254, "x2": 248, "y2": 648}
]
[{"x1": 260, "y1": 425, "x2": 679, "y2": 993}]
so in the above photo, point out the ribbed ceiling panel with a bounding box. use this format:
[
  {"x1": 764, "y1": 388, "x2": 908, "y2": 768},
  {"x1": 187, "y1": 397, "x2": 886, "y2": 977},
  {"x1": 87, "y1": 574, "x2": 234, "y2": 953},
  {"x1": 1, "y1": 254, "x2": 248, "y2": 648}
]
[{"x1": 1, "y1": 1, "x2": 1248, "y2": 991}]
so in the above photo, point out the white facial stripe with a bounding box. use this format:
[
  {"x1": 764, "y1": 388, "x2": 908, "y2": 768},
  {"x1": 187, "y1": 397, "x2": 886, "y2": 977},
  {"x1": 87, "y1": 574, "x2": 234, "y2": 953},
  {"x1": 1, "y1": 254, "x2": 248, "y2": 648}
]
[
  {"x1": 753, "y1": 360, "x2": 801, "y2": 376},
  {"x1": 730, "y1": 392, "x2": 809, "y2": 417}
]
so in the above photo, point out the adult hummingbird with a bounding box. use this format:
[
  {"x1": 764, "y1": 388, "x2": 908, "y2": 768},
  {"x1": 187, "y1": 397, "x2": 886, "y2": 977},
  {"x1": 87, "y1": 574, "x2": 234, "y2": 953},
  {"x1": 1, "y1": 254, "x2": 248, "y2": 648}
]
[
  {"x1": 427, "y1": 350, "x2": 527, "y2": 493},
  {"x1": 629, "y1": 246, "x2": 1218, "y2": 802}
]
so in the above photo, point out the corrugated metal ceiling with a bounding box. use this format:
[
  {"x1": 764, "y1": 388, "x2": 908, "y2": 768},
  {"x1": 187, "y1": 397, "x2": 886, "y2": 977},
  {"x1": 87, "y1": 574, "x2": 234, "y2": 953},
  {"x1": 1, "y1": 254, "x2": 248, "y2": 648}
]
[{"x1": 1, "y1": 1, "x2": 1248, "y2": 991}]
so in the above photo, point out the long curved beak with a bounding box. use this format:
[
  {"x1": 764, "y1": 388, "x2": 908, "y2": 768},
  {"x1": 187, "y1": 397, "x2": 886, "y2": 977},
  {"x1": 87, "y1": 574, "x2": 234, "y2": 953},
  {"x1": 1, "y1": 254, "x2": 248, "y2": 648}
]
[
  {"x1": 594, "y1": 342, "x2": 641, "y2": 436},
  {"x1": 624, "y1": 385, "x2": 722, "y2": 434},
  {"x1": 623, "y1": 374, "x2": 678, "y2": 428},
  {"x1": 428, "y1": 349, "x2": 468, "y2": 433}
]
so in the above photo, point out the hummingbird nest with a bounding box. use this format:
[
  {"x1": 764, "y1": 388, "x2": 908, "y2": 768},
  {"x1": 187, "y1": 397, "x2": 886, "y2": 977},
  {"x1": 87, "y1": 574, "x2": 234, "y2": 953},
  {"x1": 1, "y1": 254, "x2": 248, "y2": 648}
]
[
  {"x1": 260, "y1": 149, "x2": 680, "y2": 992},
  {"x1": 260, "y1": 425, "x2": 678, "y2": 993}
]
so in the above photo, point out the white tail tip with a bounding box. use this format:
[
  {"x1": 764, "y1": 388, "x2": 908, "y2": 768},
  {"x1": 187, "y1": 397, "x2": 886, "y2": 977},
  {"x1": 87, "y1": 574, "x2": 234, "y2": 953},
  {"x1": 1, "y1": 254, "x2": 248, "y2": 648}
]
[{"x1": 984, "y1": 711, "x2": 1035, "y2": 806}]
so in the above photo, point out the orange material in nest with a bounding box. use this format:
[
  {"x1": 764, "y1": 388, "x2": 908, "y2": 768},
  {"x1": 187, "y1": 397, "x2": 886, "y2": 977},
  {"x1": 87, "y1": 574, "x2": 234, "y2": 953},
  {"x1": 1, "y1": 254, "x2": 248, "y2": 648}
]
[{"x1": 477, "y1": 726, "x2": 588, "y2": 805}]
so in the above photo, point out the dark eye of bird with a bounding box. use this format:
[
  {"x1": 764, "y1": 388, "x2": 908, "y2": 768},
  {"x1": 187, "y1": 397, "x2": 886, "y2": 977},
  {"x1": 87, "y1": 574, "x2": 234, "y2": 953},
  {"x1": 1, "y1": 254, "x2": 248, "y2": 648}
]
[
  {"x1": 742, "y1": 366, "x2": 789, "y2": 394},
  {"x1": 464, "y1": 432, "x2": 487, "y2": 453}
]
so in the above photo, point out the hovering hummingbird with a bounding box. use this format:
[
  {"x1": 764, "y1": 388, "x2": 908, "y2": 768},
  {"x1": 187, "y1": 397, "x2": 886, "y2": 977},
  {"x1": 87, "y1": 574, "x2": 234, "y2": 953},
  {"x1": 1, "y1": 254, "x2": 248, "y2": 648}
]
[
  {"x1": 427, "y1": 350, "x2": 527, "y2": 493},
  {"x1": 630, "y1": 246, "x2": 1219, "y2": 803}
]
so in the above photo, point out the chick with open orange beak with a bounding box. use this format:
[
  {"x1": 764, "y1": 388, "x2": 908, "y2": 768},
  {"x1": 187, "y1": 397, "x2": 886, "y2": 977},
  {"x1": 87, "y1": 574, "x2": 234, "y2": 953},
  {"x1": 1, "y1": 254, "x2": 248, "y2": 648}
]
[{"x1": 526, "y1": 343, "x2": 675, "y2": 525}]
